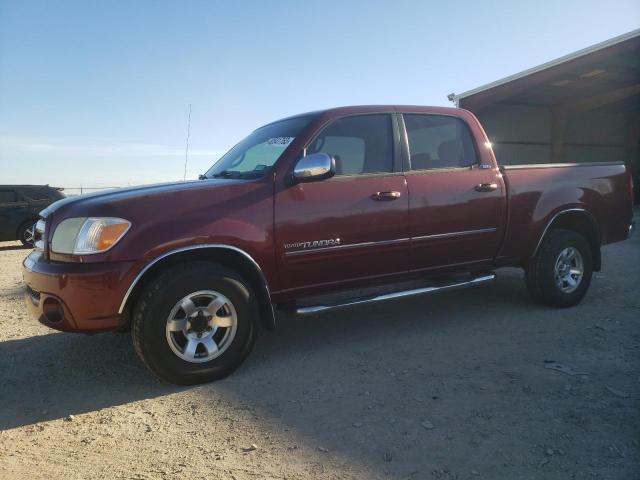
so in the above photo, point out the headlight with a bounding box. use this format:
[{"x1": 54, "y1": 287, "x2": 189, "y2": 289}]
[{"x1": 51, "y1": 217, "x2": 131, "y2": 255}]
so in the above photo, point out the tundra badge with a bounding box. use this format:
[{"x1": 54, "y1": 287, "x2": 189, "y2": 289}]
[{"x1": 284, "y1": 238, "x2": 341, "y2": 252}]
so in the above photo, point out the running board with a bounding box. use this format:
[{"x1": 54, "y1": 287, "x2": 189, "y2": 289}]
[{"x1": 296, "y1": 273, "x2": 496, "y2": 315}]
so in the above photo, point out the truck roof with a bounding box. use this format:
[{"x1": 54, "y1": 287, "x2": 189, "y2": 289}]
[{"x1": 264, "y1": 105, "x2": 465, "y2": 127}]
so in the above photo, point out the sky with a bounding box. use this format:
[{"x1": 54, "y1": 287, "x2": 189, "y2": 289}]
[{"x1": 1, "y1": 0, "x2": 639, "y2": 192}]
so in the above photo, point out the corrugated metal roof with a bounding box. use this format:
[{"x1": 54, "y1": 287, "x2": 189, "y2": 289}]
[{"x1": 448, "y1": 28, "x2": 640, "y2": 105}]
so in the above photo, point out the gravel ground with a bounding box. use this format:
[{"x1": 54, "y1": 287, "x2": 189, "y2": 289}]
[{"x1": 0, "y1": 229, "x2": 638, "y2": 480}]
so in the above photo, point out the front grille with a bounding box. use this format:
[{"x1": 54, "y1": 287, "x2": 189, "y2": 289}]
[
  {"x1": 26, "y1": 285, "x2": 41, "y2": 306},
  {"x1": 34, "y1": 218, "x2": 46, "y2": 251}
]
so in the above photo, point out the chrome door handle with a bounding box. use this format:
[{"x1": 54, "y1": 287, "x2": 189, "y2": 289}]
[
  {"x1": 474, "y1": 183, "x2": 498, "y2": 192},
  {"x1": 371, "y1": 191, "x2": 401, "y2": 201}
]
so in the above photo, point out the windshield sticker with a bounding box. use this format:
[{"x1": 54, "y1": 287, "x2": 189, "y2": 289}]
[{"x1": 267, "y1": 137, "x2": 294, "y2": 147}]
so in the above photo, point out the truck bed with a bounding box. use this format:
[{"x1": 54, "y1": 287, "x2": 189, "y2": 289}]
[{"x1": 498, "y1": 162, "x2": 633, "y2": 264}]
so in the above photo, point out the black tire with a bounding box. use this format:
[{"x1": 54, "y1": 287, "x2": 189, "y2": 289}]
[
  {"x1": 131, "y1": 261, "x2": 258, "y2": 385},
  {"x1": 525, "y1": 229, "x2": 593, "y2": 308},
  {"x1": 17, "y1": 221, "x2": 36, "y2": 248}
]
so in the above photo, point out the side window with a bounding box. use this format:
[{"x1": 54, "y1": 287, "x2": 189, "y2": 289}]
[
  {"x1": 307, "y1": 114, "x2": 393, "y2": 176},
  {"x1": 0, "y1": 190, "x2": 16, "y2": 203},
  {"x1": 20, "y1": 188, "x2": 51, "y2": 201},
  {"x1": 403, "y1": 114, "x2": 478, "y2": 170}
]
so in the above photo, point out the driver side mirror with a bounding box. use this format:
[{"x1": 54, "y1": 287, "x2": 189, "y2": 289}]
[{"x1": 292, "y1": 153, "x2": 335, "y2": 184}]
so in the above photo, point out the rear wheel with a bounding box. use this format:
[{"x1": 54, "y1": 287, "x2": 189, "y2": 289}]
[
  {"x1": 131, "y1": 262, "x2": 258, "y2": 385},
  {"x1": 525, "y1": 229, "x2": 593, "y2": 308},
  {"x1": 18, "y1": 221, "x2": 35, "y2": 247}
]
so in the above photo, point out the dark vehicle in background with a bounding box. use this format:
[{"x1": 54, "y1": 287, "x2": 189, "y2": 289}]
[
  {"x1": 0, "y1": 185, "x2": 64, "y2": 246},
  {"x1": 21, "y1": 106, "x2": 635, "y2": 385}
]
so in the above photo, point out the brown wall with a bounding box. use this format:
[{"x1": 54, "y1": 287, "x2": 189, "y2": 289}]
[{"x1": 465, "y1": 101, "x2": 639, "y2": 203}]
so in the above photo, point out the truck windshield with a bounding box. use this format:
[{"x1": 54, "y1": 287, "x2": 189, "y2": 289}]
[{"x1": 204, "y1": 114, "x2": 317, "y2": 179}]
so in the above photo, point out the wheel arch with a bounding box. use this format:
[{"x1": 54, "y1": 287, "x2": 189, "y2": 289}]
[
  {"x1": 532, "y1": 208, "x2": 601, "y2": 271},
  {"x1": 119, "y1": 245, "x2": 276, "y2": 331}
]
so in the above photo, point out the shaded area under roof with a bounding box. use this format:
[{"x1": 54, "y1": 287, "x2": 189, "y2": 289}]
[{"x1": 450, "y1": 29, "x2": 640, "y2": 113}]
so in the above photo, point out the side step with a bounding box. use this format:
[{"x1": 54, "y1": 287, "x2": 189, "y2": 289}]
[{"x1": 296, "y1": 273, "x2": 496, "y2": 315}]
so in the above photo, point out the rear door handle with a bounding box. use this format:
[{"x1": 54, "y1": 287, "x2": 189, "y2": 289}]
[
  {"x1": 474, "y1": 183, "x2": 498, "y2": 192},
  {"x1": 371, "y1": 191, "x2": 401, "y2": 201}
]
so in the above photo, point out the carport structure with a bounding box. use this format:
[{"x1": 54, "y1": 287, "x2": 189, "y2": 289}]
[{"x1": 449, "y1": 29, "x2": 640, "y2": 202}]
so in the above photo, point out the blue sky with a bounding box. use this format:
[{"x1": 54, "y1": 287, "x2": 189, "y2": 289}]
[{"x1": 1, "y1": 0, "x2": 639, "y2": 192}]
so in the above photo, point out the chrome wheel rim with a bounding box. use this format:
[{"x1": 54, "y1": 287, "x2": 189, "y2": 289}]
[
  {"x1": 165, "y1": 290, "x2": 237, "y2": 363},
  {"x1": 24, "y1": 226, "x2": 34, "y2": 244},
  {"x1": 554, "y1": 247, "x2": 583, "y2": 294}
]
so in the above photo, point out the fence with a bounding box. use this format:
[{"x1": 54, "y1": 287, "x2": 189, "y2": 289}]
[{"x1": 59, "y1": 186, "x2": 124, "y2": 196}]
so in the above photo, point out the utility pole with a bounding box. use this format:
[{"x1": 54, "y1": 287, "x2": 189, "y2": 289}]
[{"x1": 183, "y1": 103, "x2": 192, "y2": 180}]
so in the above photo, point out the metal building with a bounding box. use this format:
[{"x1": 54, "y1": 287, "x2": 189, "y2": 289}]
[{"x1": 449, "y1": 29, "x2": 640, "y2": 202}]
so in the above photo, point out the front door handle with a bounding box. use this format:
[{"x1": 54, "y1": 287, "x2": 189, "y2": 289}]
[
  {"x1": 474, "y1": 183, "x2": 498, "y2": 192},
  {"x1": 371, "y1": 191, "x2": 401, "y2": 201}
]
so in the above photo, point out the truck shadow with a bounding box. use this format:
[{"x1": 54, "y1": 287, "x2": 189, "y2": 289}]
[
  {"x1": 0, "y1": 244, "x2": 28, "y2": 252},
  {"x1": 0, "y1": 270, "x2": 531, "y2": 433},
  {"x1": 0, "y1": 285, "x2": 25, "y2": 299},
  {"x1": 0, "y1": 331, "x2": 180, "y2": 430}
]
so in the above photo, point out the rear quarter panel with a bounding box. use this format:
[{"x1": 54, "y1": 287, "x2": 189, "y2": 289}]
[{"x1": 499, "y1": 163, "x2": 632, "y2": 263}]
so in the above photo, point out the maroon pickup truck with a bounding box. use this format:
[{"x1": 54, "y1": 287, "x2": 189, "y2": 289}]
[{"x1": 22, "y1": 105, "x2": 634, "y2": 384}]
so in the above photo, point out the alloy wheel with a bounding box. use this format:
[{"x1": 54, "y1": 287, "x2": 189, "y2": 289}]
[{"x1": 165, "y1": 290, "x2": 238, "y2": 363}]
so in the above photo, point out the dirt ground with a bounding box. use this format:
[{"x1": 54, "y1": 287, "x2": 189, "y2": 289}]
[{"x1": 0, "y1": 229, "x2": 638, "y2": 480}]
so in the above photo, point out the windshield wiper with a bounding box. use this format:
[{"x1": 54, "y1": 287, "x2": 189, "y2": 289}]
[
  {"x1": 211, "y1": 170, "x2": 240, "y2": 178},
  {"x1": 212, "y1": 170, "x2": 263, "y2": 179}
]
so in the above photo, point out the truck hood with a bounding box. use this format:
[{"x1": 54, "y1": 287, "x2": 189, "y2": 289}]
[
  {"x1": 40, "y1": 179, "x2": 246, "y2": 218},
  {"x1": 40, "y1": 176, "x2": 273, "y2": 262}
]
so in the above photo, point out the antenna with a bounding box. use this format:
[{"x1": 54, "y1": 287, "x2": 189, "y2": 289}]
[{"x1": 183, "y1": 103, "x2": 192, "y2": 180}]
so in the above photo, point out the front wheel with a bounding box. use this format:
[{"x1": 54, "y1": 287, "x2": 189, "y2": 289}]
[
  {"x1": 131, "y1": 262, "x2": 258, "y2": 385},
  {"x1": 525, "y1": 229, "x2": 593, "y2": 308}
]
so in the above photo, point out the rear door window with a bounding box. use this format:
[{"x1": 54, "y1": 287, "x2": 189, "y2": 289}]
[
  {"x1": 306, "y1": 114, "x2": 394, "y2": 176},
  {"x1": 403, "y1": 114, "x2": 478, "y2": 170}
]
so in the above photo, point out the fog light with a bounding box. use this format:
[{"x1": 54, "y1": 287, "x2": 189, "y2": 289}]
[{"x1": 42, "y1": 298, "x2": 64, "y2": 324}]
